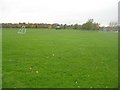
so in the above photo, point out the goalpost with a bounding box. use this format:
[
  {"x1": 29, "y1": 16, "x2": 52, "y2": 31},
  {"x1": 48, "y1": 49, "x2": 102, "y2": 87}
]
[{"x1": 18, "y1": 25, "x2": 26, "y2": 34}]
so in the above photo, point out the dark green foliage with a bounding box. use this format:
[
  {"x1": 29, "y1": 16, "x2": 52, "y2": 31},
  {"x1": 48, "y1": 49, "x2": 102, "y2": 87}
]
[{"x1": 82, "y1": 19, "x2": 100, "y2": 30}]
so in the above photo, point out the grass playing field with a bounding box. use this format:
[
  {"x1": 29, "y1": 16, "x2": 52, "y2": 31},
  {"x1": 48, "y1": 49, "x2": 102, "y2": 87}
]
[
  {"x1": 0, "y1": 28, "x2": 2, "y2": 89},
  {"x1": 2, "y1": 28, "x2": 118, "y2": 88}
]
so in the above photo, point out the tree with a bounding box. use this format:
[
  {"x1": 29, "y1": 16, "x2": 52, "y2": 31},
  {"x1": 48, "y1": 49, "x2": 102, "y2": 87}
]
[
  {"x1": 48, "y1": 24, "x2": 52, "y2": 29},
  {"x1": 63, "y1": 24, "x2": 67, "y2": 29},
  {"x1": 73, "y1": 24, "x2": 79, "y2": 29},
  {"x1": 82, "y1": 19, "x2": 100, "y2": 30},
  {"x1": 109, "y1": 21, "x2": 117, "y2": 27},
  {"x1": 108, "y1": 21, "x2": 117, "y2": 31}
]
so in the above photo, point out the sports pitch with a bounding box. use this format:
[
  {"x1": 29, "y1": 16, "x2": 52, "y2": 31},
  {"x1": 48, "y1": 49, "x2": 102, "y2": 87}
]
[{"x1": 2, "y1": 28, "x2": 118, "y2": 88}]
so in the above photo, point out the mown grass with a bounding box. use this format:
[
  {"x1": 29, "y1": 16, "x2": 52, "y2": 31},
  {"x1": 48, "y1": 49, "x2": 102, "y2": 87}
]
[
  {"x1": 2, "y1": 28, "x2": 118, "y2": 88},
  {"x1": 0, "y1": 28, "x2": 2, "y2": 89}
]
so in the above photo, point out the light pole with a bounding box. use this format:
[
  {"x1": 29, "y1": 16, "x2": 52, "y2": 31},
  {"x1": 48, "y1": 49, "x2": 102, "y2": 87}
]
[{"x1": 118, "y1": 1, "x2": 120, "y2": 31}]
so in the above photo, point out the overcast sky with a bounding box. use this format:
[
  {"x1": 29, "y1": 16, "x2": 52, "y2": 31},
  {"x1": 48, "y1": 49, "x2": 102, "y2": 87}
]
[{"x1": 0, "y1": 0, "x2": 119, "y2": 26}]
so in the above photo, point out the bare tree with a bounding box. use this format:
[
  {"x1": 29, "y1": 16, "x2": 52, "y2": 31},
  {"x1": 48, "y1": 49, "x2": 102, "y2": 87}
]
[{"x1": 108, "y1": 21, "x2": 118, "y2": 31}]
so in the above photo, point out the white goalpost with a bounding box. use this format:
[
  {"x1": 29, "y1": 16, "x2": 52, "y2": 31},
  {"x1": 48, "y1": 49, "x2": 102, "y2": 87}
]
[{"x1": 18, "y1": 25, "x2": 26, "y2": 34}]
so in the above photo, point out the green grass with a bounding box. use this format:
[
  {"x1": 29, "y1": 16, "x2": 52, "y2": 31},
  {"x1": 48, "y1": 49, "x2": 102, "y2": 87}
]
[
  {"x1": 0, "y1": 28, "x2": 2, "y2": 89},
  {"x1": 2, "y1": 28, "x2": 118, "y2": 88}
]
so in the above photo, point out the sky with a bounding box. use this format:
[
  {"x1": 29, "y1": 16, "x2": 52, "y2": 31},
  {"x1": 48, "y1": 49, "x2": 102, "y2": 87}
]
[{"x1": 0, "y1": 0, "x2": 119, "y2": 26}]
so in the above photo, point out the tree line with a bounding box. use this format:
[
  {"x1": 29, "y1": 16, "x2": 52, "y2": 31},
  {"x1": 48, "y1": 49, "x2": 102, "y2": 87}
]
[
  {"x1": 2, "y1": 19, "x2": 101, "y2": 30},
  {"x1": 2, "y1": 19, "x2": 118, "y2": 31}
]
